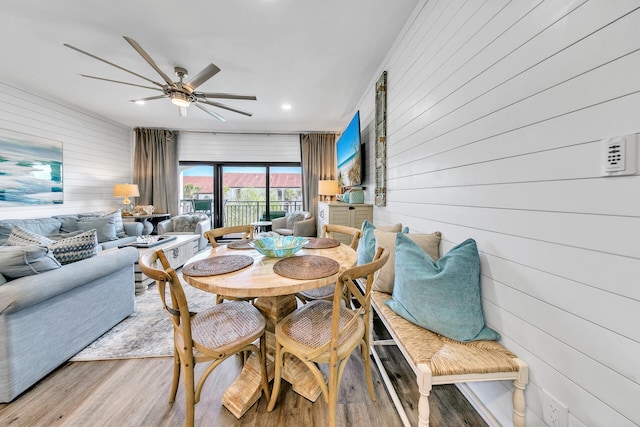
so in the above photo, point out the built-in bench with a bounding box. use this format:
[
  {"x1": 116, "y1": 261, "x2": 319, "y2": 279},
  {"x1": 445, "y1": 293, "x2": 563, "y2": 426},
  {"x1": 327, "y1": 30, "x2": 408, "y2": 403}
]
[{"x1": 368, "y1": 290, "x2": 528, "y2": 427}]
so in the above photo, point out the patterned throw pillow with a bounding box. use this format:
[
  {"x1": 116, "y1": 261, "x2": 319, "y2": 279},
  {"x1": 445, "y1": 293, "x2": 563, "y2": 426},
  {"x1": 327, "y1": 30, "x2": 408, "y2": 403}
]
[
  {"x1": 48, "y1": 229, "x2": 99, "y2": 265},
  {"x1": 7, "y1": 226, "x2": 55, "y2": 247},
  {"x1": 286, "y1": 211, "x2": 310, "y2": 229}
]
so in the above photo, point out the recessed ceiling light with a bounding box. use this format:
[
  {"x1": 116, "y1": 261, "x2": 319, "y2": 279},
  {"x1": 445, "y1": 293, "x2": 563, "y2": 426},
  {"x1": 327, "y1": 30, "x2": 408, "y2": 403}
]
[
  {"x1": 135, "y1": 100, "x2": 145, "y2": 105},
  {"x1": 281, "y1": 104, "x2": 292, "y2": 110}
]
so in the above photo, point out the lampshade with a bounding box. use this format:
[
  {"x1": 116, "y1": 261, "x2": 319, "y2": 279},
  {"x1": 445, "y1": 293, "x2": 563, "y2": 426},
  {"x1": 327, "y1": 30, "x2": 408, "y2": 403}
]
[
  {"x1": 318, "y1": 180, "x2": 339, "y2": 201},
  {"x1": 113, "y1": 183, "x2": 140, "y2": 198},
  {"x1": 114, "y1": 183, "x2": 139, "y2": 214}
]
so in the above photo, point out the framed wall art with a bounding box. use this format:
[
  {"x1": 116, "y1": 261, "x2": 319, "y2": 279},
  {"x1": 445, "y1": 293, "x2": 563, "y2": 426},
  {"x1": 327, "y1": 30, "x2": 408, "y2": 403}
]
[
  {"x1": 0, "y1": 129, "x2": 63, "y2": 206},
  {"x1": 375, "y1": 71, "x2": 387, "y2": 206}
]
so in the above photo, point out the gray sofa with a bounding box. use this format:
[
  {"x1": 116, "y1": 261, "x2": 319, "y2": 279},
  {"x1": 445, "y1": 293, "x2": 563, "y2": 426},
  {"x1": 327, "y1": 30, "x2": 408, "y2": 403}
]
[
  {"x1": 0, "y1": 246, "x2": 138, "y2": 402},
  {"x1": 0, "y1": 212, "x2": 142, "y2": 402},
  {"x1": 157, "y1": 214, "x2": 211, "y2": 251}
]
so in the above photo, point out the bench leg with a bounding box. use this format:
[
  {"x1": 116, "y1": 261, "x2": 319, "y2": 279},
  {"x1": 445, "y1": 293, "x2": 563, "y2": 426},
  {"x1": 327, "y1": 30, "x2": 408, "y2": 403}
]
[
  {"x1": 417, "y1": 363, "x2": 433, "y2": 427},
  {"x1": 513, "y1": 358, "x2": 529, "y2": 427}
]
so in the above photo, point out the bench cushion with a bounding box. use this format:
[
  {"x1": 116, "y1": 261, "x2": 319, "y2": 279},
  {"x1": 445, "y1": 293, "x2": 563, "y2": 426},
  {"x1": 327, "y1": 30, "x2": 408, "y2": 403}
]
[{"x1": 372, "y1": 291, "x2": 519, "y2": 377}]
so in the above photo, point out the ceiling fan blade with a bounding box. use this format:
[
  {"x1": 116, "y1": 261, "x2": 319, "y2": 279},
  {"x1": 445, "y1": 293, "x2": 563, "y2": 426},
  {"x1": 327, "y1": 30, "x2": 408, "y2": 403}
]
[
  {"x1": 195, "y1": 92, "x2": 257, "y2": 101},
  {"x1": 130, "y1": 95, "x2": 168, "y2": 103},
  {"x1": 200, "y1": 100, "x2": 253, "y2": 117},
  {"x1": 79, "y1": 74, "x2": 162, "y2": 91},
  {"x1": 195, "y1": 103, "x2": 227, "y2": 122},
  {"x1": 122, "y1": 36, "x2": 177, "y2": 89},
  {"x1": 183, "y1": 64, "x2": 221, "y2": 92},
  {"x1": 64, "y1": 43, "x2": 164, "y2": 88},
  {"x1": 179, "y1": 107, "x2": 188, "y2": 118}
]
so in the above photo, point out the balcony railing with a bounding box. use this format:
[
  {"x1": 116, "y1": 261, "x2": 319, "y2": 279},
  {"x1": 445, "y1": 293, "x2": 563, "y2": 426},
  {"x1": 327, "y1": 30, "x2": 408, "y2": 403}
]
[
  {"x1": 223, "y1": 200, "x2": 303, "y2": 226},
  {"x1": 180, "y1": 199, "x2": 304, "y2": 227}
]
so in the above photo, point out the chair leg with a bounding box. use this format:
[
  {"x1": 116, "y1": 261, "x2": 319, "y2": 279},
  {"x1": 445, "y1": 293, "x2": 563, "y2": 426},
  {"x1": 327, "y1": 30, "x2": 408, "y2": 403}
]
[
  {"x1": 360, "y1": 342, "x2": 377, "y2": 401},
  {"x1": 259, "y1": 335, "x2": 271, "y2": 403},
  {"x1": 267, "y1": 340, "x2": 284, "y2": 412},
  {"x1": 327, "y1": 360, "x2": 341, "y2": 427},
  {"x1": 183, "y1": 359, "x2": 196, "y2": 427},
  {"x1": 169, "y1": 349, "x2": 181, "y2": 403}
]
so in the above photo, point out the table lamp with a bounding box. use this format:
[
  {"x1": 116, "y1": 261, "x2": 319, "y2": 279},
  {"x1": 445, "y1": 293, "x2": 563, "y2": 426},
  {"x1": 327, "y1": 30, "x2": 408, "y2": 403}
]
[
  {"x1": 114, "y1": 183, "x2": 140, "y2": 215},
  {"x1": 318, "y1": 180, "x2": 339, "y2": 201}
]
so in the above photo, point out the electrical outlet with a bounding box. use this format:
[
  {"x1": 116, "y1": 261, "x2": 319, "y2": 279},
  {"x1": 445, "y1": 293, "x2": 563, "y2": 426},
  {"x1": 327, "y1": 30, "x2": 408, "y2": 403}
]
[
  {"x1": 542, "y1": 390, "x2": 568, "y2": 427},
  {"x1": 602, "y1": 134, "x2": 637, "y2": 176}
]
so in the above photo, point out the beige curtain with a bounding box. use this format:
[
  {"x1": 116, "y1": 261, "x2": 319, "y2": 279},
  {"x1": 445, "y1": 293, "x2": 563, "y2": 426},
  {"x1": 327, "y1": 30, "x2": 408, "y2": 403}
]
[
  {"x1": 300, "y1": 133, "x2": 336, "y2": 221},
  {"x1": 133, "y1": 128, "x2": 179, "y2": 216}
]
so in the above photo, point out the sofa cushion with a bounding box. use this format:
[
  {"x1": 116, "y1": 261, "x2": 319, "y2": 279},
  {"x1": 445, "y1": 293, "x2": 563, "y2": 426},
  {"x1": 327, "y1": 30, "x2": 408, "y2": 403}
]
[
  {"x1": 171, "y1": 214, "x2": 207, "y2": 232},
  {"x1": 386, "y1": 234, "x2": 499, "y2": 342},
  {"x1": 357, "y1": 220, "x2": 403, "y2": 265},
  {"x1": 373, "y1": 229, "x2": 441, "y2": 293},
  {"x1": 0, "y1": 218, "x2": 62, "y2": 246},
  {"x1": 48, "y1": 229, "x2": 99, "y2": 265},
  {"x1": 77, "y1": 215, "x2": 117, "y2": 243},
  {"x1": 0, "y1": 245, "x2": 61, "y2": 280}
]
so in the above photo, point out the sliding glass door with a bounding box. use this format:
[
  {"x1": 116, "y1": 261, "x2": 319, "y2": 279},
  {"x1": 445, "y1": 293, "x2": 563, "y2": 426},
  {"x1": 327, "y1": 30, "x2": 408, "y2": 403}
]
[{"x1": 179, "y1": 162, "x2": 301, "y2": 228}]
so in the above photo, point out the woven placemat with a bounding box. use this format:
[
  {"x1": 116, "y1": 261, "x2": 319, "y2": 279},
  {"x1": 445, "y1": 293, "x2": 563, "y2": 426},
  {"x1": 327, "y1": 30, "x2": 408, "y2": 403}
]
[
  {"x1": 273, "y1": 255, "x2": 340, "y2": 280},
  {"x1": 227, "y1": 239, "x2": 255, "y2": 250},
  {"x1": 304, "y1": 237, "x2": 341, "y2": 249},
  {"x1": 182, "y1": 255, "x2": 254, "y2": 277}
]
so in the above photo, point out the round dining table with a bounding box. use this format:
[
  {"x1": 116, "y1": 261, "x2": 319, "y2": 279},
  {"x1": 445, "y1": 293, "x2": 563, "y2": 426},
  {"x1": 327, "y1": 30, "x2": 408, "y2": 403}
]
[{"x1": 181, "y1": 240, "x2": 357, "y2": 419}]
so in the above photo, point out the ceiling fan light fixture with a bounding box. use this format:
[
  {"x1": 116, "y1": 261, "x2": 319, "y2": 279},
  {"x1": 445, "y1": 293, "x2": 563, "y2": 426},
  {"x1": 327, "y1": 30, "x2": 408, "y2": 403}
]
[{"x1": 170, "y1": 92, "x2": 191, "y2": 108}]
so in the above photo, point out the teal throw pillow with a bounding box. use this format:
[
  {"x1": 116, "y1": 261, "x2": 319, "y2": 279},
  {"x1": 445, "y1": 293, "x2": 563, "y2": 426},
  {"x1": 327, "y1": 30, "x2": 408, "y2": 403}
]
[
  {"x1": 357, "y1": 220, "x2": 376, "y2": 265},
  {"x1": 386, "y1": 234, "x2": 499, "y2": 342}
]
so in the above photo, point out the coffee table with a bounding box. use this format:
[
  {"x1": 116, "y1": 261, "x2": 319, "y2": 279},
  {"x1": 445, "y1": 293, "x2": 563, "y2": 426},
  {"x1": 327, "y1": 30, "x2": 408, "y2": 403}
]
[{"x1": 132, "y1": 234, "x2": 200, "y2": 295}]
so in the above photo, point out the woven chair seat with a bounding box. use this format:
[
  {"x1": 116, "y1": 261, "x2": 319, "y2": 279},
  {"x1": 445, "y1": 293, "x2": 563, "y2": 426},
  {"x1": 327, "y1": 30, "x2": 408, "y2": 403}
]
[
  {"x1": 371, "y1": 291, "x2": 519, "y2": 377},
  {"x1": 191, "y1": 301, "x2": 265, "y2": 355},
  {"x1": 297, "y1": 284, "x2": 336, "y2": 300},
  {"x1": 276, "y1": 300, "x2": 364, "y2": 362}
]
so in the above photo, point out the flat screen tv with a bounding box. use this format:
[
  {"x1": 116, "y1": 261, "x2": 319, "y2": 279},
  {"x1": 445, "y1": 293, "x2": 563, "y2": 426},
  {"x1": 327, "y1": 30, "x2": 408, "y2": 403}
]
[{"x1": 336, "y1": 111, "x2": 362, "y2": 188}]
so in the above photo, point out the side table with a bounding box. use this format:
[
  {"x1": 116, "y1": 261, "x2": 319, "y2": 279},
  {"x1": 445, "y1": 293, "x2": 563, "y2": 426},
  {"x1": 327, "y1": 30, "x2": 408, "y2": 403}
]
[{"x1": 129, "y1": 235, "x2": 200, "y2": 295}]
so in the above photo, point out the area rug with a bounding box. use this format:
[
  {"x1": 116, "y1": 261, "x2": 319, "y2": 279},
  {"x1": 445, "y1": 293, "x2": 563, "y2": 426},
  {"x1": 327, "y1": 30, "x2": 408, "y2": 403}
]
[{"x1": 70, "y1": 282, "x2": 217, "y2": 361}]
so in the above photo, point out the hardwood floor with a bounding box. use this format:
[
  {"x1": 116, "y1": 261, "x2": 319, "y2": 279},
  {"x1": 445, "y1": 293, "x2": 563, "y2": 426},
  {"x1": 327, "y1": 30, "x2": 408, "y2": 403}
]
[{"x1": 1, "y1": 321, "x2": 488, "y2": 427}]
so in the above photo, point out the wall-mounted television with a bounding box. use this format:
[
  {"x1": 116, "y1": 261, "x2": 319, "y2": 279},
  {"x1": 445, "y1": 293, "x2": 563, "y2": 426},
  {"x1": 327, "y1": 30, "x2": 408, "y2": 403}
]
[{"x1": 336, "y1": 111, "x2": 362, "y2": 188}]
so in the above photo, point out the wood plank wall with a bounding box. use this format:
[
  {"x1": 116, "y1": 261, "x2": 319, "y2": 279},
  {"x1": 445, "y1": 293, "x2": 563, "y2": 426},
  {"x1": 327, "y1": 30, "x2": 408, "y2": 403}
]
[
  {"x1": 0, "y1": 81, "x2": 132, "y2": 220},
  {"x1": 179, "y1": 132, "x2": 300, "y2": 163},
  {"x1": 355, "y1": 1, "x2": 640, "y2": 426}
]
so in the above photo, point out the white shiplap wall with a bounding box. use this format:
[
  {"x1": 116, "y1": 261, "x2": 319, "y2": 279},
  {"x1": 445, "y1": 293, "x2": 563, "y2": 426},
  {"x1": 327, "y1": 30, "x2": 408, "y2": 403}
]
[
  {"x1": 0, "y1": 81, "x2": 133, "y2": 220},
  {"x1": 355, "y1": 0, "x2": 640, "y2": 426},
  {"x1": 179, "y1": 132, "x2": 300, "y2": 162}
]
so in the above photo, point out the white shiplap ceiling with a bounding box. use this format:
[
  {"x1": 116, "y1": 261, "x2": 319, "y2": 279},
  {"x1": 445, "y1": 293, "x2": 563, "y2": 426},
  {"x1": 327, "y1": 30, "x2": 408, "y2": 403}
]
[{"x1": 1, "y1": 0, "x2": 419, "y2": 133}]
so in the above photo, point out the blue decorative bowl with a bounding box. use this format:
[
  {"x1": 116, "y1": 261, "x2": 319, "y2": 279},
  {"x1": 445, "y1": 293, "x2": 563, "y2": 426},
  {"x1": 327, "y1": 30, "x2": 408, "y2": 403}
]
[{"x1": 249, "y1": 236, "x2": 309, "y2": 257}]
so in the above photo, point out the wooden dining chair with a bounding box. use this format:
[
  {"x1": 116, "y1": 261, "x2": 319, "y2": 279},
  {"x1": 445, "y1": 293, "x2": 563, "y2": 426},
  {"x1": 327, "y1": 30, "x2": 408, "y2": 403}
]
[
  {"x1": 138, "y1": 250, "x2": 270, "y2": 427},
  {"x1": 267, "y1": 247, "x2": 389, "y2": 427},
  {"x1": 204, "y1": 225, "x2": 255, "y2": 304},
  {"x1": 295, "y1": 223, "x2": 362, "y2": 306}
]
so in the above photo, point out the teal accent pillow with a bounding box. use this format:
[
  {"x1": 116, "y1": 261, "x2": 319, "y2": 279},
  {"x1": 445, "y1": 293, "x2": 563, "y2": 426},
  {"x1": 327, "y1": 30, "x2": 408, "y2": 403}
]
[
  {"x1": 386, "y1": 234, "x2": 499, "y2": 342},
  {"x1": 357, "y1": 220, "x2": 376, "y2": 265}
]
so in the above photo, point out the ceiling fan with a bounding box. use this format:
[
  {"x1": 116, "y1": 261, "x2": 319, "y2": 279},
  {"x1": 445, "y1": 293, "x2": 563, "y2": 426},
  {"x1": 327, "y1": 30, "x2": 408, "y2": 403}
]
[{"x1": 63, "y1": 36, "x2": 256, "y2": 121}]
